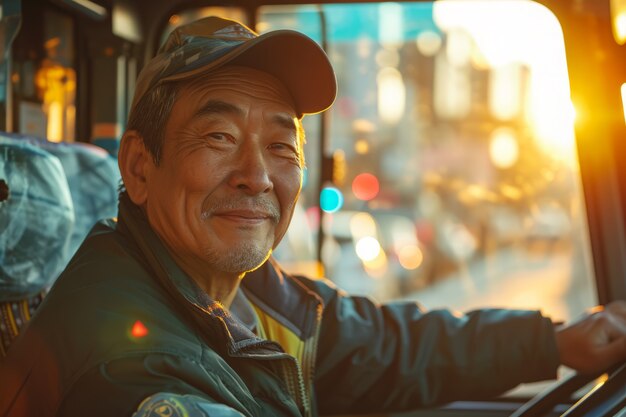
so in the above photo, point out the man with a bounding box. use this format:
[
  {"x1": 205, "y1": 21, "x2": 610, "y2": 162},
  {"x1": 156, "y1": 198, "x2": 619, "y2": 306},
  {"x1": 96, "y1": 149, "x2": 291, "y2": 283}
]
[{"x1": 1, "y1": 16, "x2": 625, "y2": 417}]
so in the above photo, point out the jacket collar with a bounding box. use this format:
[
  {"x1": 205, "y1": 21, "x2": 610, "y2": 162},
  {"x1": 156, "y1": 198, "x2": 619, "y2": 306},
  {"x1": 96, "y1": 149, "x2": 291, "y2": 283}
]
[
  {"x1": 116, "y1": 193, "x2": 258, "y2": 347},
  {"x1": 116, "y1": 192, "x2": 322, "y2": 344},
  {"x1": 243, "y1": 261, "x2": 322, "y2": 340}
]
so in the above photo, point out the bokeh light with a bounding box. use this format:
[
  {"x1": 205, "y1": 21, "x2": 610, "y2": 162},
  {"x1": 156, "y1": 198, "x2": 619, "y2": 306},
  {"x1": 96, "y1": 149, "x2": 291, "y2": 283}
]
[
  {"x1": 131, "y1": 320, "x2": 149, "y2": 338},
  {"x1": 320, "y1": 187, "x2": 344, "y2": 213},
  {"x1": 416, "y1": 30, "x2": 443, "y2": 56},
  {"x1": 398, "y1": 245, "x2": 424, "y2": 270},
  {"x1": 350, "y1": 212, "x2": 378, "y2": 240},
  {"x1": 378, "y1": 67, "x2": 405, "y2": 123},
  {"x1": 363, "y1": 248, "x2": 388, "y2": 278},
  {"x1": 356, "y1": 236, "x2": 382, "y2": 262},
  {"x1": 352, "y1": 173, "x2": 380, "y2": 201},
  {"x1": 355, "y1": 139, "x2": 370, "y2": 154},
  {"x1": 489, "y1": 127, "x2": 519, "y2": 169}
]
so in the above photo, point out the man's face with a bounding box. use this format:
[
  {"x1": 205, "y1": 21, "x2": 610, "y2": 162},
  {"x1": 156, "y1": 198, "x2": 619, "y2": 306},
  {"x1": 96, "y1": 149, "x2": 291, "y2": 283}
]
[{"x1": 143, "y1": 66, "x2": 302, "y2": 276}]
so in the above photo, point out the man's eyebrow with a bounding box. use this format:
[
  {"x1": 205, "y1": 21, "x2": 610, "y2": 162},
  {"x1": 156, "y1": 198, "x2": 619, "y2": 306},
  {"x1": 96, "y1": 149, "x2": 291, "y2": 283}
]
[
  {"x1": 273, "y1": 113, "x2": 298, "y2": 134},
  {"x1": 194, "y1": 100, "x2": 297, "y2": 134},
  {"x1": 194, "y1": 100, "x2": 244, "y2": 119}
]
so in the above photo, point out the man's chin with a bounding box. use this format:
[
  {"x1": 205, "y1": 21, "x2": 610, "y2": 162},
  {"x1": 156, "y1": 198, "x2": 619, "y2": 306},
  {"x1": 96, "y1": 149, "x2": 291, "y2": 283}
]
[
  {"x1": 208, "y1": 244, "x2": 272, "y2": 275},
  {"x1": 241, "y1": 253, "x2": 272, "y2": 275}
]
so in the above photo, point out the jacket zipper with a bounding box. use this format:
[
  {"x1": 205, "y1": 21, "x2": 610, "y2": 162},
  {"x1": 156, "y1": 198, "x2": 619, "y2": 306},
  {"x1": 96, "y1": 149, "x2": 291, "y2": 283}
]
[
  {"x1": 301, "y1": 299, "x2": 323, "y2": 416},
  {"x1": 280, "y1": 356, "x2": 309, "y2": 416},
  {"x1": 220, "y1": 322, "x2": 310, "y2": 416}
]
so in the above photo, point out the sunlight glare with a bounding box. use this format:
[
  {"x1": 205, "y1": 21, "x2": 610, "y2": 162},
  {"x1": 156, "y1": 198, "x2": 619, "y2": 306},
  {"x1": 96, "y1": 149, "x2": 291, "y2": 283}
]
[
  {"x1": 489, "y1": 64, "x2": 522, "y2": 120},
  {"x1": 611, "y1": 0, "x2": 626, "y2": 44},
  {"x1": 531, "y1": 98, "x2": 576, "y2": 162},
  {"x1": 621, "y1": 83, "x2": 626, "y2": 123},
  {"x1": 434, "y1": 0, "x2": 575, "y2": 164},
  {"x1": 614, "y1": 12, "x2": 626, "y2": 44}
]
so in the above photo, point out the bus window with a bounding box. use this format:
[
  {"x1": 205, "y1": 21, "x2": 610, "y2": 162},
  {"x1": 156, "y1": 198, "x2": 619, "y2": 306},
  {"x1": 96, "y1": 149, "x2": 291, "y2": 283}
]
[
  {"x1": 13, "y1": 8, "x2": 76, "y2": 142},
  {"x1": 259, "y1": 1, "x2": 596, "y2": 323}
]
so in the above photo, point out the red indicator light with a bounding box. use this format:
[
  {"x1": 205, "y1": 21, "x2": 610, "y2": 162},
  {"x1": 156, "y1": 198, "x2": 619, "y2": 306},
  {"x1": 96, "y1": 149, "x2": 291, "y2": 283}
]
[
  {"x1": 352, "y1": 173, "x2": 380, "y2": 201},
  {"x1": 131, "y1": 320, "x2": 149, "y2": 338}
]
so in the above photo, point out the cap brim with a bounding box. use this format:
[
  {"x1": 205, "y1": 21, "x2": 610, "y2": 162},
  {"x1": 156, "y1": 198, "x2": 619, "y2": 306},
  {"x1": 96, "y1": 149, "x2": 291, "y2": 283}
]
[{"x1": 162, "y1": 30, "x2": 337, "y2": 116}]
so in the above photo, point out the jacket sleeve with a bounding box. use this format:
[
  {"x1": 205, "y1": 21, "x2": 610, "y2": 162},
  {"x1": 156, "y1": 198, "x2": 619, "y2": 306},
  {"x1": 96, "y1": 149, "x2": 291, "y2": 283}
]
[
  {"x1": 56, "y1": 354, "x2": 248, "y2": 417},
  {"x1": 294, "y1": 276, "x2": 561, "y2": 415}
]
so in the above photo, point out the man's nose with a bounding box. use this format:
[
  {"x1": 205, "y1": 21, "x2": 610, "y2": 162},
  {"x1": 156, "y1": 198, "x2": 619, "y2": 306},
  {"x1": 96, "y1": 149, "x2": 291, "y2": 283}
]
[{"x1": 228, "y1": 145, "x2": 273, "y2": 195}]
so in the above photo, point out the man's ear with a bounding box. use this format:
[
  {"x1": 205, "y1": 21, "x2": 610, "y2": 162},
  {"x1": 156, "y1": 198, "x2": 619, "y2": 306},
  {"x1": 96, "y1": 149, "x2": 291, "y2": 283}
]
[{"x1": 118, "y1": 130, "x2": 152, "y2": 206}]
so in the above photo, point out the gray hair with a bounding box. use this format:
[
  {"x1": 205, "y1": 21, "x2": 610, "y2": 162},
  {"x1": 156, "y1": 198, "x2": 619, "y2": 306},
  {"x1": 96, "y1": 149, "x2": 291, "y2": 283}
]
[{"x1": 125, "y1": 82, "x2": 180, "y2": 166}]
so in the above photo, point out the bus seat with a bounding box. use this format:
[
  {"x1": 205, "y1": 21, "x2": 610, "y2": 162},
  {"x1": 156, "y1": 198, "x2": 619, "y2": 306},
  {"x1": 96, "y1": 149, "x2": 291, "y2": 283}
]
[
  {"x1": 2, "y1": 133, "x2": 122, "y2": 256},
  {"x1": 0, "y1": 133, "x2": 120, "y2": 356}
]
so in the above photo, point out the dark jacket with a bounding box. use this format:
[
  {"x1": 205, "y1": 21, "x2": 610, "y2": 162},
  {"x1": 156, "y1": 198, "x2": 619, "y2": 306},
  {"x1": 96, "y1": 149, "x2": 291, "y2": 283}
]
[{"x1": 0, "y1": 195, "x2": 560, "y2": 416}]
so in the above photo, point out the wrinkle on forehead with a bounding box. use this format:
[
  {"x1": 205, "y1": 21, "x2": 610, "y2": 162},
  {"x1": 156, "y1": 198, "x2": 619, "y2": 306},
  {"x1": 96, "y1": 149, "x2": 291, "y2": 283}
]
[{"x1": 180, "y1": 66, "x2": 297, "y2": 112}]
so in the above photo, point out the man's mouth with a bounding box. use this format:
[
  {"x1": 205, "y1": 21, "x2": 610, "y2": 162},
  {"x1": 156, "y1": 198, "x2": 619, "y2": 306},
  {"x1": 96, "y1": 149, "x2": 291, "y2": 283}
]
[
  {"x1": 213, "y1": 209, "x2": 275, "y2": 223},
  {"x1": 202, "y1": 201, "x2": 280, "y2": 224}
]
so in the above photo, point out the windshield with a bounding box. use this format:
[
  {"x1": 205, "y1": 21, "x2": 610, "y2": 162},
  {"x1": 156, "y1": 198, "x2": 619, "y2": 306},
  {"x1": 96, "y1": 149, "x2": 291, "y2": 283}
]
[{"x1": 262, "y1": 1, "x2": 596, "y2": 322}]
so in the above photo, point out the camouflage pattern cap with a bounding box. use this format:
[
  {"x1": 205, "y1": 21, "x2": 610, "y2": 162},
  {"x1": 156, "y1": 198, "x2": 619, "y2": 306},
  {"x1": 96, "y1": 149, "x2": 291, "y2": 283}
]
[{"x1": 131, "y1": 16, "x2": 337, "y2": 116}]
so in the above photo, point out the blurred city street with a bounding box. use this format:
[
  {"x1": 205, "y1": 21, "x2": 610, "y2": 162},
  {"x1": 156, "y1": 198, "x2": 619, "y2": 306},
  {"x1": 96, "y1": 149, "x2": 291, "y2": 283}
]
[{"x1": 330, "y1": 242, "x2": 595, "y2": 323}]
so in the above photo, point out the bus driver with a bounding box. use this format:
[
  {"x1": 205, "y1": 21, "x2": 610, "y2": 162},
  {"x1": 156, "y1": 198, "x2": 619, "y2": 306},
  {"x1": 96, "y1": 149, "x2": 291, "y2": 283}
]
[{"x1": 2, "y1": 16, "x2": 626, "y2": 417}]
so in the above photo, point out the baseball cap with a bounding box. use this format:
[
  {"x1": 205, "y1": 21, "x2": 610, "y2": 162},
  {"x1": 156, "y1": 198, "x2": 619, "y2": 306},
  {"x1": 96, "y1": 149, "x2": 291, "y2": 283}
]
[{"x1": 131, "y1": 16, "x2": 337, "y2": 117}]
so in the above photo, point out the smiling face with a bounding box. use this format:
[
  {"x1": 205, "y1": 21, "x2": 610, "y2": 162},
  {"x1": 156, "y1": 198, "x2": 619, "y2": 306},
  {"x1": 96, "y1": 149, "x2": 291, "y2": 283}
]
[{"x1": 137, "y1": 66, "x2": 303, "y2": 279}]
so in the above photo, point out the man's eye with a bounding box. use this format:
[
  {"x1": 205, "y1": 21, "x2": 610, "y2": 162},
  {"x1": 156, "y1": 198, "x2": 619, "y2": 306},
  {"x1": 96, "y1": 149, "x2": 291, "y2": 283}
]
[
  {"x1": 269, "y1": 142, "x2": 296, "y2": 153},
  {"x1": 208, "y1": 133, "x2": 228, "y2": 141},
  {"x1": 269, "y1": 143, "x2": 302, "y2": 164}
]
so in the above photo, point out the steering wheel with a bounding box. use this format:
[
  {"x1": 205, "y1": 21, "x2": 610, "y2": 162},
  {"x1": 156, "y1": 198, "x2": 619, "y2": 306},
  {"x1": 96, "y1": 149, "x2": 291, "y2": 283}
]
[{"x1": 510, "y1": 363, "x2": 626, "y2": 417}]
